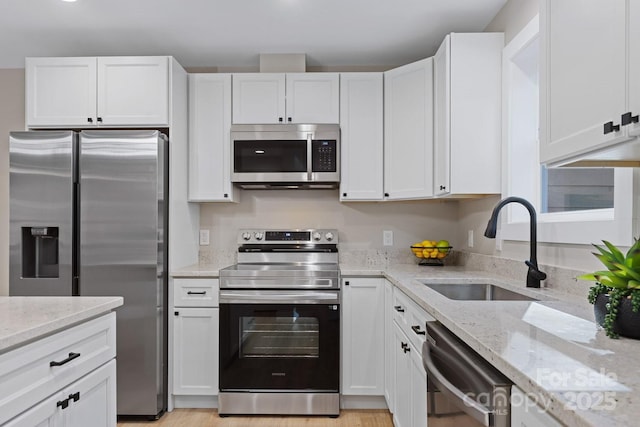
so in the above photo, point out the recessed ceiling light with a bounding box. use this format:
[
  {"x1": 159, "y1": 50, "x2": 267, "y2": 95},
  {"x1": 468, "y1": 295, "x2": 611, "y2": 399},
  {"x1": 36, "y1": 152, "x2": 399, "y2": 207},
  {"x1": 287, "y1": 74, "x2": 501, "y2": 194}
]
[{"x1": 61, "y1": 0, "x2": 78, "y2": 2}]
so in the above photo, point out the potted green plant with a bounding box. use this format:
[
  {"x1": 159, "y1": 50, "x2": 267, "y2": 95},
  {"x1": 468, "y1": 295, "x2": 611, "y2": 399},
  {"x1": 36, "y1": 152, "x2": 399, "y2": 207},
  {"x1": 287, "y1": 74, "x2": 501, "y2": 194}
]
[{"x1": 578, "y1": 239, "x2": 640, "y2": 339}]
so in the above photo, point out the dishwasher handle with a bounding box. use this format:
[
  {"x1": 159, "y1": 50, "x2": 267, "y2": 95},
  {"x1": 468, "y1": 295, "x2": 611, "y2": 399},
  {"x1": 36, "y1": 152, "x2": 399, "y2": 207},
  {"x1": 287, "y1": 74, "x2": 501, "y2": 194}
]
[{"x1": 422, "y1": 339, "x2": 493, "y2": 426}]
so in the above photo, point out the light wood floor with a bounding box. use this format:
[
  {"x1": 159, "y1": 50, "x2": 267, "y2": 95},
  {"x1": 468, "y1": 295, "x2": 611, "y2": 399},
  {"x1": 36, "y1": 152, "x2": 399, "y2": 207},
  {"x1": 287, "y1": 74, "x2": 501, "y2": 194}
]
[{"x1": 117, "y1": 409, "x2": 393, "y2": 427}]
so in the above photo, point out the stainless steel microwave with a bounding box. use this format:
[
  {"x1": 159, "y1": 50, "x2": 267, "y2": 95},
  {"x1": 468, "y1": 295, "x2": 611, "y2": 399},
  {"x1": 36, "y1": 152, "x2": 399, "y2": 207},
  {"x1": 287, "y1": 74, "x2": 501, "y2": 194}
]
[{"x1": 231, "y1": 124, "x2": 340, "y2": 189}]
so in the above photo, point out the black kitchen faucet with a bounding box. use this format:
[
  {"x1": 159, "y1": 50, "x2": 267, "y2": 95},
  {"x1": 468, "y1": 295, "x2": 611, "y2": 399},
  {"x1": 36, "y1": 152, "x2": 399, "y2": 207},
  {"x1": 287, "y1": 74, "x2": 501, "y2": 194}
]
[{"x1": 484, "y1": 196, "x2": 547, "y2": 288}]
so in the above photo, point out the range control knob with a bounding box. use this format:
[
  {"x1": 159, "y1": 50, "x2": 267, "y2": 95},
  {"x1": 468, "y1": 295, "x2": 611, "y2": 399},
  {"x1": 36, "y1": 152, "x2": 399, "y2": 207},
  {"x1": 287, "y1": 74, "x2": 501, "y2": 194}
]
[
  {"x1": 312, "y1": 232, "x2": 322, "y2": 241},
  {"x1": 242, "y1": 232, "x2": 252, "y2": 241},
  {"x1": 254, "y1": 232, "x2": 264, "y2": 241},
  {"x1": 325, "y1": 232, "x2": 334, "y2": 242}
]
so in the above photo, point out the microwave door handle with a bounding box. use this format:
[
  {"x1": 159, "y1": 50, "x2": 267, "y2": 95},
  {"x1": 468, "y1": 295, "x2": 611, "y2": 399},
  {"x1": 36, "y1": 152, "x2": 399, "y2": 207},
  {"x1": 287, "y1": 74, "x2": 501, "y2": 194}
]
[
  {"x1": 422, "y1": 340, "x2": 493, "y2": 426},
  {"x1": 306, "y1": 132, "x2": 313, "y2": 181}
]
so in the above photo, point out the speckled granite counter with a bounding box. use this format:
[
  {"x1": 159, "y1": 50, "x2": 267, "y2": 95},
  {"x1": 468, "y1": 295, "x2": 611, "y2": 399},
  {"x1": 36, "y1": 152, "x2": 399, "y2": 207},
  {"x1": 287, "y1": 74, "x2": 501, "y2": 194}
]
[
  {"x1": 170, "y1": 263, "x2": 227, "y2": 277},
  {"x1": 345, "y1": 264, "x2": 638, "y2": 427},
  {"x1": 171, "y1": 262, "x2": 639, "y2": 426},
  {"x1": 0, "y1": 296, "x2": 123, "y2": 353}
]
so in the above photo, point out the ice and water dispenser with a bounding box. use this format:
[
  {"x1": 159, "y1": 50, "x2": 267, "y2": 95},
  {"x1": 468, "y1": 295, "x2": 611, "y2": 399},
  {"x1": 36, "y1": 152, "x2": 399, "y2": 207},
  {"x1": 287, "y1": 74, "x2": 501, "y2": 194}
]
[{"x1": 21, "y1": 226, "x2": 59, "y2": 278}]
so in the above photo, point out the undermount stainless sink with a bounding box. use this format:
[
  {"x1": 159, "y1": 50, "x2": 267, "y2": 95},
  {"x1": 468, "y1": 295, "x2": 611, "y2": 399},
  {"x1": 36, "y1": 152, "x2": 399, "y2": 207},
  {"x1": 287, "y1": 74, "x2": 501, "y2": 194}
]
[{"x1": 419, "y1": 281, "x2": 538, "y2": 301}]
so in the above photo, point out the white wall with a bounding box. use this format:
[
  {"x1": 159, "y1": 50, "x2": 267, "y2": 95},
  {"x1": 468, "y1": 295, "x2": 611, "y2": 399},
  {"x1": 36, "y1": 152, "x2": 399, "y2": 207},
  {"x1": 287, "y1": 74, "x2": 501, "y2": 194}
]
[
  {"x1": 0, "y1": 69, "x2": 24, "y2": 296},
  {"x1": 485, "y1": 0, "x2": 540, "y2": 44},
  {"x1": 199, "y1": 191, "x2": 460, "y2": 258}
]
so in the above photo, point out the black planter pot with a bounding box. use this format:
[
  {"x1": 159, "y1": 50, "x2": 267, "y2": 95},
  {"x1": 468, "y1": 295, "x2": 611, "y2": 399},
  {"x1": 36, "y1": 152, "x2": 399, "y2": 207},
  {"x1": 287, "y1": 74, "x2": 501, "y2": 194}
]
[{"x1": 594, "y1": 293, "x2": 640, "y2": 339}]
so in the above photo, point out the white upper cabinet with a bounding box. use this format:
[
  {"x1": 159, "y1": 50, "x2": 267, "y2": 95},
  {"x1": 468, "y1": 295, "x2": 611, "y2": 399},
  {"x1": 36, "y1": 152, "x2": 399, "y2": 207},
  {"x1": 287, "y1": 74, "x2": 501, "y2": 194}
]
[
  {"x1": 232, "y1": 73, "x2": 339, "y2": 124},
  {"x1": 188, "y1": 73, "x2": 238, "y2": 202},
  {"x1": 286, "y1": 73, "x2": 340, "y2": 123},
  {"x1": 232, "y1": 73, "x2": 286, "y2": 124},
  {"x1": 433, "y1": 33, "x2": 503, "y2": 197},
  {"x1": 630, "y1": 1, "x2": 640, "y2": 138},
  {"x1": 339, "y1": 73, "x2": 384, "y2": 201},
  {"x1": 540, "y1": 0, "x2": 640, "y2": 166},
  {"x1": 26, "y1": 56, "x2": 170, "y2": 128},
  {"x1": 26, "y1": 57, "x2": 97, "y2": 127},
  {"x1": 384, "y1": 58, "x2": 434, "y2": 200},
  {"x1": 96, "y1": 57, "x2": 169, "y2": 126}
]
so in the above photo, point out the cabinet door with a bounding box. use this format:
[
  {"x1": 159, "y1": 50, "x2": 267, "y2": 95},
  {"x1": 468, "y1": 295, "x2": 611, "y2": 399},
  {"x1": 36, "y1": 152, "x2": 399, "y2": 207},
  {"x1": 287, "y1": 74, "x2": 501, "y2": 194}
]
[
  {"x1": 97, "y1": 56, "x2": 169, "y2": 126},
  {"x1": 433, "y1": 36, "x2": 451, "y2": 196},
  {"x1": 232, "y1": 74, "x2": 286, "y2": 124},
  {"x1": 393, "y1": 324, "x2": 412, "y2": 427},
  {"x1": 384, "y1": 58, "x2": 434, "y2": 200},
  {"x1": 286, "y1": 73, "x2": 340, "y2": 123},
  {"x1": 63, "y1": 360, "x2": 116, "y2": 427},
  {"x1": 629, "y1": 0, "x2": 640, "y2": 138},
  {"x1": 409, "y1": 343, "x2": 427, "y2": 427},
  {"x1": 540, "y1": 0, "x2": 629, "y2": 164},
  {"x1": 3, "y1": 391, "x2": 63, "y2": 427},
  {"x1": 188, "y1": 74, "x2": 237, "y2": 202},
  {"x1": 434, "y1": 33, "x2": 502, "y2": 196},
  {"x1": 173, "y1": 308, "x2": 219, "y2": 395},
  {"x1": 384, "y1": 281, "x2": 395, "y2": 412},
  {"x1": 26, "y1": 57, "x2": 97, "y2": 127},
  {"x1": 341, "y1": 278, "x2": 384, "y2": 396},
  {"x1": 339, "y1": 73, "x2": 384, "y2": 201}
]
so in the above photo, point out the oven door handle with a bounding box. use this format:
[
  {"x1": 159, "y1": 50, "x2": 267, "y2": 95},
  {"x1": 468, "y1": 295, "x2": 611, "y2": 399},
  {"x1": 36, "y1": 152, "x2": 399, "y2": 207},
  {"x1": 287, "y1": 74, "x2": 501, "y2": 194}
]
[
  {"x1": 221, "y1": 278, "x2": 338, "y2": 289},
  {"x1": 220, "y1": 290, "x2": 340, "y2": 304},
  {"x1": 422, "y1": 339, "x2": 493, "y2": 427}
]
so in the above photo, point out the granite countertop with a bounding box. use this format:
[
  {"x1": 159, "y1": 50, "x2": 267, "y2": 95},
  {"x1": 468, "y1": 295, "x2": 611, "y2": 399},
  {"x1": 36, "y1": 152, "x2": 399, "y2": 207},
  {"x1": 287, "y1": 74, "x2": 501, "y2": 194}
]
[
  {"x1": 171, "y1": 263, "x2": 227, "y2": 277},
  {"x1": 376, "y1": 264, "x2": 638, "y2": 427},
  {"x1": 0, "y1": 296, "x2": 123, "y2": 353},
  {"x1": 172, "y1": 261, "x2": 639, "y2": 426}
]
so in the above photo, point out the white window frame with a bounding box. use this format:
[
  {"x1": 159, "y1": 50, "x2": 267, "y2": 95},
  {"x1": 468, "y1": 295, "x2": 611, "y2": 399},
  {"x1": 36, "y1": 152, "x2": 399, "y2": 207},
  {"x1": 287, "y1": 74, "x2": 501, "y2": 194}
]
[{"x1": 500, "y1": 15, "x2": 637, "y2": 247}]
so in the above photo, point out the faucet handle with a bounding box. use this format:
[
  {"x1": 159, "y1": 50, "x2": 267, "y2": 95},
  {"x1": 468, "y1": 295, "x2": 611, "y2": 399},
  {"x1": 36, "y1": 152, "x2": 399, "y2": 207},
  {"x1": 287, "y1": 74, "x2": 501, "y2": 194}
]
[{"x1": 525, "y1": 260, "x2": 547, "y2": 281}]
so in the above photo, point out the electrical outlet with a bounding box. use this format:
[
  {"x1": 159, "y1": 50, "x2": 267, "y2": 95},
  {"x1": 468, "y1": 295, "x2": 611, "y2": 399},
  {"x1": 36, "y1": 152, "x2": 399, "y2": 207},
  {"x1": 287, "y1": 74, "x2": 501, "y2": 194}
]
[
  {"x1": 199, "y1": 229, "x2": 210, "y2": 246},
  {"x1": 383, "y1": 230, "x2": 393, "y2": 246},
  {"x1": 468, "y1": 230, "x2": 474, "y2": 248}
]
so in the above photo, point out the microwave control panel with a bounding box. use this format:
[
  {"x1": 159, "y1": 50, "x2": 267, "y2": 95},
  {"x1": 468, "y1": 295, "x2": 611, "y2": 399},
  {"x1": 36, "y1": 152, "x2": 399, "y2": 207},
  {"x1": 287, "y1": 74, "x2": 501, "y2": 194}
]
[{"x1": 311, "y1": 140, "x2": 337, "y2": 172}]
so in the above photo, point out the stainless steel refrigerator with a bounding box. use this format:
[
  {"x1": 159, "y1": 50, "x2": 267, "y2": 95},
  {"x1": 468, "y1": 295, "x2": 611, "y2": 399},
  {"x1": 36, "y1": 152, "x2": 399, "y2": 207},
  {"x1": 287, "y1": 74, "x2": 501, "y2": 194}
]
[{"x1": 9, "y1": 130, "x2": 168, "y2": 418}]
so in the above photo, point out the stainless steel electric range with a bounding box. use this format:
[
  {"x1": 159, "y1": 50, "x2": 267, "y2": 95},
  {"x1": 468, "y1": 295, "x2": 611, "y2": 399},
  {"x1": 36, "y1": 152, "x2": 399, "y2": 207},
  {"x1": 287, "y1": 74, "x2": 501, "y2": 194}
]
[{"x1": 218, "y1": 229, "x2": 340, "y2": 417}]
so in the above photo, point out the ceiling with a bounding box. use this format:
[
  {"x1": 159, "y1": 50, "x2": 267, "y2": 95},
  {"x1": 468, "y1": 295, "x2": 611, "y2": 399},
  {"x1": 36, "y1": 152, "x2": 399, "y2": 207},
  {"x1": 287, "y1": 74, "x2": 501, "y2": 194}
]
[{"x1": 0, "y1": 0, "x2": 507, "y2": 70}]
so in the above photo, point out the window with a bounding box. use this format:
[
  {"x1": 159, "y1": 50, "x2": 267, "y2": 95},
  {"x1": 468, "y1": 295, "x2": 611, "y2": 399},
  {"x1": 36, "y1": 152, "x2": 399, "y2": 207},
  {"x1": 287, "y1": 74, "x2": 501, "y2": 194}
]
[{"x1": 501, "y1": 15, "x2": 635, "y2": 246}]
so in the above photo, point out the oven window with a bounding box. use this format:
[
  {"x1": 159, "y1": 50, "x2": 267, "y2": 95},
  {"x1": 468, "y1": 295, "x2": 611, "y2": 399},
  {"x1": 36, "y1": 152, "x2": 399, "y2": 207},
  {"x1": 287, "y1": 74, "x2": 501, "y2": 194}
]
[{"x1": 240, "y1": 313, "x2": 319, "y2": 358}]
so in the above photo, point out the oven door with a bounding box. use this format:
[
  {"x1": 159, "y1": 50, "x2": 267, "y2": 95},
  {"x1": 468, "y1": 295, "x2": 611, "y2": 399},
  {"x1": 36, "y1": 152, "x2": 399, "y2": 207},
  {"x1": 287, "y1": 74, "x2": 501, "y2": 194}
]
[{"x1": 219, "y1": 290, "x2": 340, "y2": 392}]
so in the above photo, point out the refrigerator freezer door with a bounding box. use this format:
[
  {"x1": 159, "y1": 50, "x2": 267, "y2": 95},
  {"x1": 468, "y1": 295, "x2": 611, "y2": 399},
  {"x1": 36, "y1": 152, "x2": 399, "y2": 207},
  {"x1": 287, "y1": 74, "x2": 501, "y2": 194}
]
[
  {"x1": 9, "y1": 131, "x2": 75, "y2": 296},
  {"x1": 79, "y1": 130, "x2": 167, "y2": 417}
]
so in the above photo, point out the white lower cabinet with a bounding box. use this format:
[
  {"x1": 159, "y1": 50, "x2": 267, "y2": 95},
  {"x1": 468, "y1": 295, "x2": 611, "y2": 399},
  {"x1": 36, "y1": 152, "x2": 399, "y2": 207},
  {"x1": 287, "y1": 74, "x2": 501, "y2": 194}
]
[
  {"x1": 172, "y1": 308, "x2": 219, "y2": 395},
  {"x1": 341, "y1": 278, "x2": 385, "y2": 396},
  {"x1": 389, "y1": 287, "x2": 432, "y2": 427},
  {"x1": 1, "y1": 313, "x2": 117, "y2": 427},
  {"x1": 409, "y1": 344, "x2": 428, "y2": 427},
  {"x1": 511, "y1": 386, "x2": 562, "y2": 427},
  {"x1": 384, "y1": 280, "x2": 395, "y2": 413},
  {"x1": 393, "y1": 324, "x2": 412, "y2": 427},
  {"x1": 171, "y1": 278, "x2": 220, "y2": 403},
  {"x1": 5, "y1": 360, "x2": 116, "y2": 427}
]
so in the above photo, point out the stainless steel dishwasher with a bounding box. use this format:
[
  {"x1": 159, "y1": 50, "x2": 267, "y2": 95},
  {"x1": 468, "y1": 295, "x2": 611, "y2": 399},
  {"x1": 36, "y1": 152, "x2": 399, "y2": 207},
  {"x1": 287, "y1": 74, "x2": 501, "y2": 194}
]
[{"x1": 422, "y1": 322, "x2": 512, "y2": 427}]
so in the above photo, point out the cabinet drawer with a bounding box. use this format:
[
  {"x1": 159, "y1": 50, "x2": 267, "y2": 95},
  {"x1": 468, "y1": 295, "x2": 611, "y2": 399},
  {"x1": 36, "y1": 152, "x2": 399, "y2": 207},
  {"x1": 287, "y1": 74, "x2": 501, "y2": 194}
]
[
  {"x1": 0, "y1": 313, "x2": 116, "y2": 425},
  {"x1": 404, "y1": 297, "x2": 432, "y2": 351},
  {"x1": 174, "y1": 278, "x2": 219, "y2": 307},
  {"x1": 393, "y1": 289, "x2": 434, "y2": 351},
  {"x1": 392, "y1": 289, "x2": 410, "y2": 326}
]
